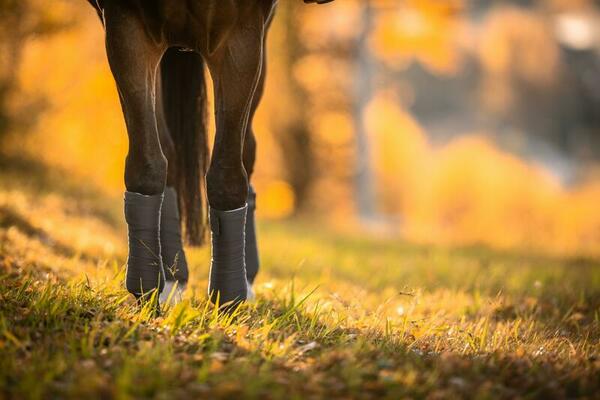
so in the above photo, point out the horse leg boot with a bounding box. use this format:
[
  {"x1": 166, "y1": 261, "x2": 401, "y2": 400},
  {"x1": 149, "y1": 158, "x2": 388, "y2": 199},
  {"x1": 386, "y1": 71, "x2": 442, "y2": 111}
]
[
  {"x1": 245, "y1": 185, "x2": 259, "y2": 298},
  {"x1": 124, "y1": 192, "x2": 165, "y2": 302},
  {"x1": 208, "y1": 205, "x2": 248, "y2": 306},
  {"x1": 159, "y1": 187, "x2": 188, "y2": 304}
]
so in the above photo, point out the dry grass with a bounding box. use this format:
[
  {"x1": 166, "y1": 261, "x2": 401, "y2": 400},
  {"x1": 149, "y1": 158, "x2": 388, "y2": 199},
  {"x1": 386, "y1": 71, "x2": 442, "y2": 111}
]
[{"x1": 0, "y1": 159, "x2": 598, "y2": 399}]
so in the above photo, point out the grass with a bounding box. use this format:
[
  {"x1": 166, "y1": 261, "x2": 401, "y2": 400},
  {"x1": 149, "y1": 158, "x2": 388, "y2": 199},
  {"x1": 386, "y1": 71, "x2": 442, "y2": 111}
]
[{"x1": 0, "y1": 159, "x2": 598, "y2": 399}]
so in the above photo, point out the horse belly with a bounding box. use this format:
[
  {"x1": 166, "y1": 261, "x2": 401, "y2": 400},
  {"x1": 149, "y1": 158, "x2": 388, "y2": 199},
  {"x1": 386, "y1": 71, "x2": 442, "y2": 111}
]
[{"x1": 160, "y1": 0, "x2": 273, "y2": 54}]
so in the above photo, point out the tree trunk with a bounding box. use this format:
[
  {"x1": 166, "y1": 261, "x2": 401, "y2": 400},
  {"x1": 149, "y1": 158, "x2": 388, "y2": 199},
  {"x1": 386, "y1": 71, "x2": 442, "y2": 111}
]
[
  {"x1": 353, "y1": 0, "x2": 377, "y2": 220},
  {"x1": 276, "y1": 2, "x2": 315, "y2": 214}
]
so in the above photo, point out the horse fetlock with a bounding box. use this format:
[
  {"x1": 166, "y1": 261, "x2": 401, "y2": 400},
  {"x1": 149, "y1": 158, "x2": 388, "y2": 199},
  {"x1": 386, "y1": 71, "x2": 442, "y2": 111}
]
[
  {"x1": 124, "y1": 191, "x2": 166, "y2": 297},
  {"x1": 208, "y1": 205, "x2": 248, "y2": 306},
  {"x1": 159, "y1": 280, "x2": 186, "y2": 305}
]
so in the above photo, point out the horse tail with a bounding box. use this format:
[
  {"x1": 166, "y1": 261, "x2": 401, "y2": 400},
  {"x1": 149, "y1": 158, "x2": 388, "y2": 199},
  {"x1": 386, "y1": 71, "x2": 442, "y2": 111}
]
[{"x1": 160, "y1": 48, "x2": 209, "y2": 246}]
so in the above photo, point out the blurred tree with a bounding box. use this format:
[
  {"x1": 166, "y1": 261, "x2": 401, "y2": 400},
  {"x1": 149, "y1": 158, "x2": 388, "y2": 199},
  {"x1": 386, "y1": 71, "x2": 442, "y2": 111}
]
[
  {"x1": 477, "y1": 4, "x2": 600, "y2": 168},
  {"x1": 0, "y1": 0, "x2": 70, "y2": 141},
  {"x1": 353, "y1": 0, "x2": 377, "y2": 219},
  {"x1": 274, "y1": 2, "x2": 316, "y2": 214}
]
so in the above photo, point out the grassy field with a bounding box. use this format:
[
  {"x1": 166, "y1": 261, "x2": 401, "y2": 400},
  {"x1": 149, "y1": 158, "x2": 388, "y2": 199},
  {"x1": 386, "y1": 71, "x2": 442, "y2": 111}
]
[{"x1": 0, "y1": 159, "x2": 598, "y2": 399}]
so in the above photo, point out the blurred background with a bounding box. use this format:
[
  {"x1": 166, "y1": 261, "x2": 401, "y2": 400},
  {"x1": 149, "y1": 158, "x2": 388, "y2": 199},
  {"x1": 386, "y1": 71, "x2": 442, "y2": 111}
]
[{"x1": 1, "y1": 0, "x2": 599, "y2": 257}]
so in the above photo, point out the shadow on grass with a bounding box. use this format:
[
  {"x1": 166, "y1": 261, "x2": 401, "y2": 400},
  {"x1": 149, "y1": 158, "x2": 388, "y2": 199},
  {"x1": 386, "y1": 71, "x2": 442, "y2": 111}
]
[
  {"x1": 0, "y1": 204, "x2": 109, "y2": 265},
  {"x1": 0, "y1": 154, "x2": 122, "y2": 229}
]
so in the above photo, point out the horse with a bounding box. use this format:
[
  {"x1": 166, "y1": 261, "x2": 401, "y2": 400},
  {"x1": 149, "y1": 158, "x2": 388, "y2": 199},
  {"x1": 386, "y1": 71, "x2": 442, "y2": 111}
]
[{"x1": 86, "y1": 0, "x2": 333, "y2": 307}]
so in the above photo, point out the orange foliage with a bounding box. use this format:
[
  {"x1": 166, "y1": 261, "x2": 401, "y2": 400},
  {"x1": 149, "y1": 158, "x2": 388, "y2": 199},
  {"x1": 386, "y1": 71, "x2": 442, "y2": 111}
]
[
  {"x1": 372, "y1": 0, "x2": 466, "y2": 75},
  {"x1": 13, "y1": 8, "x2": 127, "y2": 192}
]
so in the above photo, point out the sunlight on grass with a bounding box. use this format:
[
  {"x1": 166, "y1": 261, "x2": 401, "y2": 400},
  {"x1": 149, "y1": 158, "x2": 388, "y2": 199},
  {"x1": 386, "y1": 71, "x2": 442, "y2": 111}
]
[{"x1": 0, "y1": 166, "x2": 598, "y2": 399}]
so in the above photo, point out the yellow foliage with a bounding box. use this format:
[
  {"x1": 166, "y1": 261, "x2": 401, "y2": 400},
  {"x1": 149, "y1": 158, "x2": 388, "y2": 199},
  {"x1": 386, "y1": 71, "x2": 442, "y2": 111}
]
[
  {"x1": 366, "y1": 93, "x2": 429, "y2": 213},
  {"x1": 367, "y1": 96, "x2": 600, "y2": 256},
  {"x1": 372, "y1": 0, "x2": 466, "y2": 75},
  {"x1": 404, "y1": 136, "x2": 562, "y2": 251}
]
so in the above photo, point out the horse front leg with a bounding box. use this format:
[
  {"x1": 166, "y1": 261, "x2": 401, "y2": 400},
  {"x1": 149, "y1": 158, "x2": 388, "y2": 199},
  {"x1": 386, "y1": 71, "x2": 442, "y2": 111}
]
[
  {"x1": 242, "y1": 8, "x2": 275, "y2": 298},
  {"x1": 204, "y1": 16, "x2": 265, "y2": 307},
  {"x1": 104, "y1": 5, "x2": 167, "y2": 302},
  {"x1": 242, "y1": 42, "x2": 267, "y2": 296}
]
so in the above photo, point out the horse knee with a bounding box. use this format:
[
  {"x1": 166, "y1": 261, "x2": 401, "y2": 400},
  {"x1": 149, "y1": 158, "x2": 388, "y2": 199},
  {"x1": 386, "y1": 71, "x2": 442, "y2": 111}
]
[
  {"x1": 206, "y1": 163, "x2": 248, "y2": 211},
  {"x1": 125, "y1": 154, "x2": 168, "y2": 195}
]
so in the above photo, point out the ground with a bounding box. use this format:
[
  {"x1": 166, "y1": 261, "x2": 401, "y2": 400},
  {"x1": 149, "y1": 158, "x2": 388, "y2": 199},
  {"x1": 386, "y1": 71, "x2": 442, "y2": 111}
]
[{"x1": 0, "y1": 158, "x2": 598, "y2": 400}]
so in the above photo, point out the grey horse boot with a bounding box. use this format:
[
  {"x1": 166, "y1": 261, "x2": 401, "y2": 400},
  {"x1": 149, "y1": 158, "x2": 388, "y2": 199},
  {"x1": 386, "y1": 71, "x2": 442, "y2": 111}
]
[
  {"x1": 159, "y1": 187, "x2": 189, "y2": 304},
  {"x1": 245, "y1": 185, "x2": 259, "y2": 299},
  {"x1": 208, "y1": 205, "x2": 248, "y2": 307},
  {"x1": 124, "y1": 192, "x2": 166, "y2": 304}
]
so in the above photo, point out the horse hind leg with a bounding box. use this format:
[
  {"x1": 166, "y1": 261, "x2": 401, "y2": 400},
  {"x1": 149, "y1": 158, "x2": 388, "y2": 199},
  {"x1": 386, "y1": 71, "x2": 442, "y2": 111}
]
[
  {"x1": 104, "y1": 5, "x2": 167, "y2": 302},
  {"x1": 204, "y1": 13, "x2": 265, "y2": 307},
  {"x1": 154, "y1": 53, "x2": 188, "y2": 305}
]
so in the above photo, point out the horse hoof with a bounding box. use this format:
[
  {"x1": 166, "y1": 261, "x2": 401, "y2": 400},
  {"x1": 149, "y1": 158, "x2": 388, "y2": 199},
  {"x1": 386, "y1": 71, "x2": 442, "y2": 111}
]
[
  {"x1": 246, "y1": 281, "x2": 255, "y2": 301},
  {"x1": 134, "y1": 290, "x2": 161, "y2": 317},
  {"x1": 159, "y1": 281, "x2": 185, "y2": 305}
]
